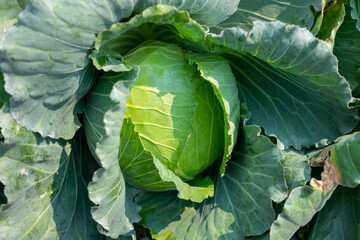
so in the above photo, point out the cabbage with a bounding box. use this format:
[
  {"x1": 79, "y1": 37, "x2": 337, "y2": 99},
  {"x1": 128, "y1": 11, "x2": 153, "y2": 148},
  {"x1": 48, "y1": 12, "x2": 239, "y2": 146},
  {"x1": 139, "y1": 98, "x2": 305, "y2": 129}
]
[
  {"x1": 85, "y1": 41, "x2": 226, "y2": 189},
  {"x1": 0, "y1": 1, "x2": 360, "y2": 239}
]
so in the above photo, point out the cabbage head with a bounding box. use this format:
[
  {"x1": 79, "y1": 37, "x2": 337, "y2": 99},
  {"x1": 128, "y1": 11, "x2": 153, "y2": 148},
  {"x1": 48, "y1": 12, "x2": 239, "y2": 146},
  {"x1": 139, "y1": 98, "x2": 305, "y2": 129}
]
[{"x1": 85, "y1": 40, "x2": 229, "y2": 190}]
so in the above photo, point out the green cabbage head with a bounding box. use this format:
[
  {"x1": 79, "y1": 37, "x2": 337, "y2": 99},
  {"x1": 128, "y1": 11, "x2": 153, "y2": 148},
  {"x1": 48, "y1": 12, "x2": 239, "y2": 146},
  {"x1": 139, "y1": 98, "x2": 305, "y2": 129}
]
[
  {"x1": 74, "y1": 5, "x2": 243, "y2": 204},
  {"x1": 84, "y1": 39, "x2": 237, "y2": 192}
]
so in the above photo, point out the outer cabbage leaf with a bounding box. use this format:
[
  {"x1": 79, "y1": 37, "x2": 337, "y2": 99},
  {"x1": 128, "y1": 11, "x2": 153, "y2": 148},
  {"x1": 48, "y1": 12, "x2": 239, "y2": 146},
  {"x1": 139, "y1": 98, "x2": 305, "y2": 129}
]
[
  {"x1": 330, "y1": 132, "x2": 360, "y2": 187},
  {"x1": 281, "y1": 150, "x2": 311, "y2": 190},
  {"x1": 87, "y1": 69, "x2": 141, "y2": 238},
  {"x1": 351, "y1": 0, "x2": 360, "y2": 30},
  {"x1": 94, "y1": 4, "x2": 210, "y2": 69},
  {"x1": 0, "y1": 0, "x2": 27, "y2": 108},
  {"x1": 133, "y1": 0, "x2": 240, "y2": 27},
  {"x1": 210, "y1": 0, "x2": 322, "y2": 33},
  {"x1": 0, "y1": 0, "x2": 135, "y2": 139},
  {"x1": 0, "y1": 0, "x2": 29, "y2": 39},
  {"x1": 136, "y1": 124, "x2": 287, "y2": 239},
  {"x1": 333, "y1": 5, "x2": 360, "y2": 90},
  {"x1": 0, "y1": 105, "x2": 102, "y2": 239},
  {"x1": 270, "y1": 185, "x2": 335, "y2": 240},
  {"x1": 208, "y1": 21, "x2": 358, "y2": 150},
  {"x1": 308, "y1": 186, "x2": 360, "y2": 240},
  {"x1": 152, "y1": 155, "x2": 214, "y2": 202},
  {"x1": 84, "y1": 72, "x2": 120, "y2": 163},
  {"x1": 186, "y1": 53, "x2": 241, "y2": 176}
]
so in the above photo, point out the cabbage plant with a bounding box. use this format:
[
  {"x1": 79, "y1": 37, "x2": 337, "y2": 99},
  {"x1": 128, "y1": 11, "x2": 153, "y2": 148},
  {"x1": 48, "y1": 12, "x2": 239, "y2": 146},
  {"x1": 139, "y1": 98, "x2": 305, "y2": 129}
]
[{"x1": 0, "y1": 0, "x2": 360, "y2": 239}]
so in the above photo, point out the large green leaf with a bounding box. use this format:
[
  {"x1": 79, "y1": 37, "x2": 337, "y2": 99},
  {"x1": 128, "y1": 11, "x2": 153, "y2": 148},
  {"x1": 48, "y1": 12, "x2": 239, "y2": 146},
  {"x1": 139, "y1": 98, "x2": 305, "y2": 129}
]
[
  {"x1": 269, "y1": 185, "x2": 335, "y2": 240},
  {"x1": 308, "y1": 186, "x2": 359, "y2": 240},
  {"x1": 208, "y1": 21, "x2": 358, "y2": 150},
  {"x1": 84, "y1": 72, "x2": 119, "y2": 164},
  {"x1": 0, "y1": 105, "x2": 102, "y2": 239},
  {"x1": 61, "y1": 130, "x2": 104, "y2": 240},
  {"x1": 0, "y1": 0, "x2": 27, "y2": 109},
  {"x1": 281, "y1": 150, "x2": 311, "y2": 190},
  {"x1": 0, "y1": 0, "x2": 29, "y2": 39},
  {"x1": 186, "y1": 52, "x2": 241, "y2": 176},
  {"x1": 331, "y1": 132, "x2": 360, "y2": 187},
  {"x1": 210, "y1": 0, "x2": 322, "y2": 33},
  {"x1": 133, "y1": 0, "x2": 240, "y2": 27},
  {"x1": 87, "y1": 69, "x2": 141, "y2": 239},
  {"x1": 0, "y1": 0, "x2": 135, "y2": 139},
  {"x1": 137, "y1": 124, "x2": 287, "y2": 239},
  {"x1": 333, "y1": 5, "x2": 360, "y2": 90}
]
